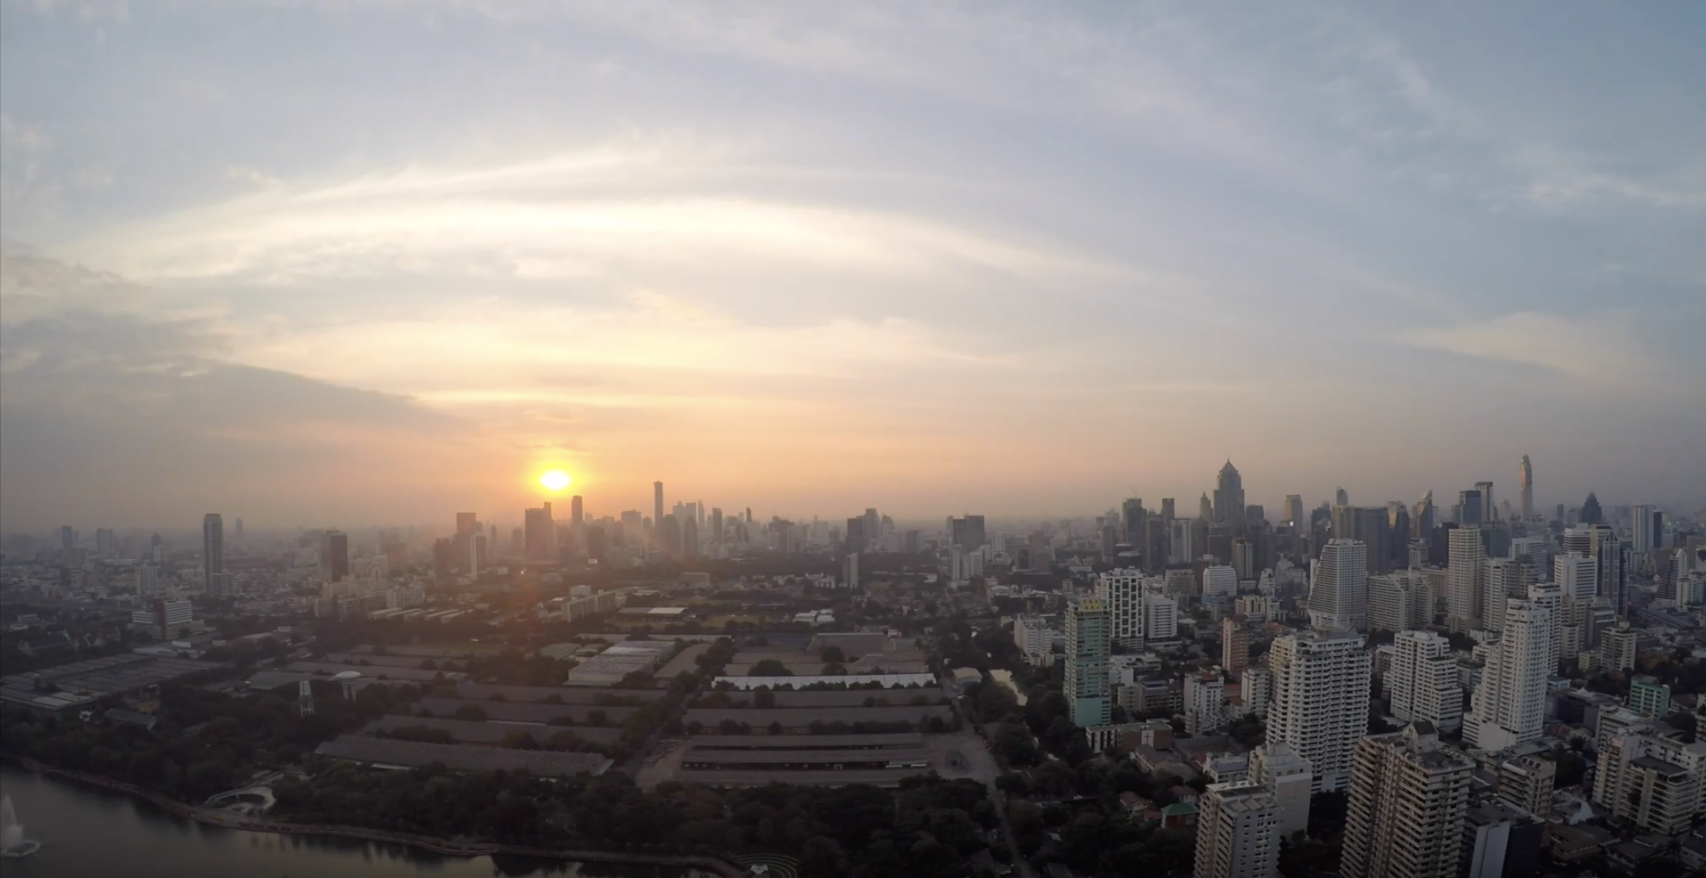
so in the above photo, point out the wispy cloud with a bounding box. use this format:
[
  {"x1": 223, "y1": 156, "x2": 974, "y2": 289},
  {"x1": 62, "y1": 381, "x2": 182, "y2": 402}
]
[{"x1": 1399, "y1": 310, "x2": 1659, "y2": 384}]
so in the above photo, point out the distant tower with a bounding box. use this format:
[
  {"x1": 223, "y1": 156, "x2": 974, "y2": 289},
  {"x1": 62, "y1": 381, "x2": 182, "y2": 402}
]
[
  {"x1": 1213, "y1": 461, "x2": 1245, "y2": 524},
  {"x1": 234, "y1": 517, "x2": 245, "y2": 543},
  {"x1": 298, "y1": 680, "x2": 315, "y2": 718},
  {"x1": 1518, "y1": 455, "x2": 1534, "y2": 519},
  {"x1": 570, "y1": 495, "x2": 584, "y2": 526},
  {"x1": 1580, "y1": 493, "x2": 1603, "y2": 525},
  {"x1": 1064, "y1": 598, "x2": 1112, "y2": 727},
  {"x1": 202, "y1": 514, "x2": 225, "y2": 594},
  {"x1": 1335, "y1": 487, "x2": 1349, "y2": 508},
  {"x1": 320, "y1": 529, "x2": 350, "y2": 582},
  {"x1": 653, "y1": 482, "x2": 664, "y2": 530},
  {"x1": 1476, "y1": 481, "x2": 1495, "y2": 520}
]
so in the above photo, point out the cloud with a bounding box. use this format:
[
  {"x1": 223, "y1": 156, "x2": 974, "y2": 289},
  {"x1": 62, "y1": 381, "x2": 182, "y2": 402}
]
[{"x1": 1399, "y1": 311, "x2": 1659, "y2": 384}]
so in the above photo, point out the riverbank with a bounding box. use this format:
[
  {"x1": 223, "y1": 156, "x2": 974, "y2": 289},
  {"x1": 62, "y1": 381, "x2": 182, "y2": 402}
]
[{"x1": 2, "y1": 755, "x2": 743, "y2": 877}]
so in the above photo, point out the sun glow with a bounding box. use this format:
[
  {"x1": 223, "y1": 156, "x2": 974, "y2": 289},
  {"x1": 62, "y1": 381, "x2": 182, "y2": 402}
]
[{"x1": 538, "y1": 469, "x2": 571, "y2": 492}]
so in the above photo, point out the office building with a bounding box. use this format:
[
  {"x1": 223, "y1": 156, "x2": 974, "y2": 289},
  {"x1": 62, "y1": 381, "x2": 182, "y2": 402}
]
[
  {"x1": 1065, "y1": 598, "x2": 1111, "y2": 727},
  {"x1": 1247, "y1": 742, "x2": 1312, "y2": 837},
  {"x1": 1095, "y1": 568, "x2": 1145, "y2": 649},
  {"x1": 1368, "y1": 570, "x2": 1430, "y2": 632},
  {"x1": 1517, "y1": 455, "x2": 1534, "y2": 519},
  {"x1": 1461, "y1": 801, "x2": 1543, "y2": 878},
  {"x1": 1389, "y1": 631, "x2": 1462, "y2": 733},
  {"x1": 1340, "y1": 723, "x2": 1474, "y2": 878},
  {"x1": 135, "y1": 565, "x2": 159, "y2": 596},
  {"x1": 1241, "y1": 666, "x2": 1271, "y2": 719},
  {"x1": 1494, "y1": 754, "x2": 1555, "y2": 818},
  {"x1": 1202, "y1": 565, "x2": 1238, "y2": 601},
  {"x1": 842, "y1": 552, "x2": 859, "y2": 589},
  {"x1": 1601, "y1": 624, "x2": 1639, "y2": 673},
  {"x1": 709, "y1": 507, "x2": 723, "y2": 546},
  {"x1": 1267, "y1": 629, "x2": 1371, "y2": 791},
  {"x1": 202, "y1": 513, "x2": 225, "y2": 594},
  {"x1": 1593, "y1": 734, "x2": 1706, "y2": 835},
  {"x1": 1554, "y1": 553, "x2": 1597, "y2": 603},
  {"x1": 1193, "y1": 782, "x2": 1280, "y2": 878},
  {"x1": 1145, "y1": 593, "x2": 1179, "y2": 641},
  {"x1": 1307, "y1": 539, "x2": 1367, "y2": 632},
  {"x1": 1213, "y1": 460, "x2": 1246, "y2": 525},
  {"x1": 1185, "y1": 672, "x2": 1225, "y2": 735},
  {"x1": 1170, "y1": 518, "x2": 1195, "y2": 564},
  {"x1": 1628, "y1": 675, "x2": 1670, "y2": 718},
  {"x1": 1482, "y1": 558, "x2": 1533, "y2": 635},
  {"x1": 1446, "y1": 528, "x2": 1486, "y2": 631},
  {"x1": 320, "y1": 529, "x2": 350, "y2": 582},
  {"x1": 653, "y1": 481, "x2": 664, "y2": 530},
  {"x1": 1284, "y1": 495, "x2": 1304, "y2": 527},
  {"x1": 1222, "y1": 616, "x2": 1250, "y2": 672},
  {"x1": 1457, "y1": 488, "x2": 1484, "y2": 527},
  {"x1": 1464, "y1": 595, "x2": 1554, "y2": 751},
  {"x1": 948, "y1": 514, "x2": 987, "y2": 552}
]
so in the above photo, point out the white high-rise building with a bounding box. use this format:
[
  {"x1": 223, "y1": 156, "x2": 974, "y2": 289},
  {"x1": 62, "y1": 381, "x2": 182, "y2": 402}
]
[
  {"x1": 1368, "y1": 569, "x2": 1430, "y2": 632},
  {"x1": 1248, "y1": 741, "x2": 1312, "y2": 837},
  {"x1": 1185, "y1": 672, "x2": 1226, "y2": 735},
  {"x1": 1144, "y1": 593, "x2": 1178, "y2": 641},
  {"x1": 1202, "y1": 565, "x2": 1238, "y2": 601},
  {"x1": 1241, "y1": 666, "x2": 1271, "y2": 719},
  {"x1": 1095, "y1": 568, "x2": 1145, "y2": 649},
  {"x1": 1193, "y1": 782, "x2": 1281, "y2": 878},
  {"x1": 1340, "y1": 723, "x2": 1475, "y2": 878},
  {"x1": 135, "y1": 565, "x2": 159, "y2": 596},
  {"x1": 1554, "y1": 553, "x2": 1598, "y2": 603},
  {"x1": 1447, "y1": 528, "x2": 1485, "y2": 631},
  {"x1": 1307, "y1": 539, "x2": 1367, "y2": 632},
  {"x1": 1267, "y1": 629, "x2": 1371, "y2": 792},
  {"x1": 1629, "y1": 504, "x2": 1658, "y2": 554},
  {"x1": 1464, "y1": 593, "x2": 1555, "y2": 751},
  {"x1": 1510, "y1": 535, "x2": 1551, "y2": 581},
  {"x1": 1389, "y1": 631, "x2": 1462, "y2": 733}
]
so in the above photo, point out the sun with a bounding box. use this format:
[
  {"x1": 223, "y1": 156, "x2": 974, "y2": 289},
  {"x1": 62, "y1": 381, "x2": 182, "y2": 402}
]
[{"x1": 538, "y1": 469, "x2": 571, "y2": 492}]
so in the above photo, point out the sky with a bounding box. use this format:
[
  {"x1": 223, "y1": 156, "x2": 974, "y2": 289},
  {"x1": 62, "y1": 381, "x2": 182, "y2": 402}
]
[{"x1": 2, "y1": 0, "x2": 1703, "y2": 530}]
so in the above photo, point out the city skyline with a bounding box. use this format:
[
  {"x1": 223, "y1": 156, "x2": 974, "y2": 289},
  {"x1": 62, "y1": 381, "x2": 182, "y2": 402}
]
[{"x1": 4, "y1": 3, "x2": 1704, "y2": 527}]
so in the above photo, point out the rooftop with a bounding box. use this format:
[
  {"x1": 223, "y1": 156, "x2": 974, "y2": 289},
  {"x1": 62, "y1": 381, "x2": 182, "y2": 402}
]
[{"x1": 315, "y1": 735, "x2": 611, "y2": 777}]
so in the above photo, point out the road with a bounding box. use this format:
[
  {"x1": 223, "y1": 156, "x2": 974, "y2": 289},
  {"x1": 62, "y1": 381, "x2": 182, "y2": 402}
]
[{"x1": 941, "y1": 676, "x2": 1036, "y2": 878}]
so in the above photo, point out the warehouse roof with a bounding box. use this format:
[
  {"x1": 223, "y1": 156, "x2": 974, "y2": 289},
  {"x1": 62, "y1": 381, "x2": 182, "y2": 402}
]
[
  {"x1": 316, "y1": 735, "x2": 611, "y2": 776},
  {"x1": 682, "y1": 747, "x2": 931, "y2": 766},
  {"x1": 687, "y1": 733, "x2": 926, "y2": 750},
  {"x1": 685, "y1": 705, "x2": 952, "y2": 726},
  {"x1": 362, "y1": 716, "x2": 623, "y2": 744}
]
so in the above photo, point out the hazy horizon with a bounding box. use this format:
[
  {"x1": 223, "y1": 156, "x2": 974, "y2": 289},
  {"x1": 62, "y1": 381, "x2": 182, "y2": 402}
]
[{"x1": 4, "y1": 2, "x2": 1703, "y2": 530}]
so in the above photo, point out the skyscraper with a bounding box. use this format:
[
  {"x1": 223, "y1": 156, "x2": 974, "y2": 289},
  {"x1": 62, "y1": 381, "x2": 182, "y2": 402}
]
[
  {"x1": 1464, "y1": 593, "x2": 1555, "y2": 751},
  {"x1": 456, "y1": 512, "x2": 478, "y2": 536},
  {"x1": 1340, "y1": 723, "x2": 1474, "y2": 878},
  {"x1": 1222, "y1": 616, "x2": 1250, "y2": 672},
  {"x1": 1554, "y1": 553, "x2": 1598, "y2": 604},
  {"x1": 320, "y1": 529, "x2": 350, "y2": 582},
  {"x1": 1457, "y1": 488, "x2": 1484, "y2": 527},
  {"x1": 1064, "y1": 598, "x2": 1111, "y2": 727},
  {"x1": 1267, "y1": 629, "x2": 1371, "y2": 791},
  {"x1": 1579, "y1": 492, "x2": 1603, "y2": 525},
  {"x1": 709, "y1": 507, "x2": 723, "y2": 547},
  {"x1": 1389, "y1": 631, "x2": 1462, "y2": 732},
  {"x1": 524, "y1": 506, "x2": 554, "y2": 561},
  {"x1": 1213, "y1": 461, "x2": 1246, "y2": 525},
  {"x1": 653, "y1": 481, "x2": 664, "y2": 529},
  {"x1": 1518, "y1": 455, "x2": 1534, "y2": 519},
  {"x1": 1447, "y1": 528, "x2": 1486, "y2": 632},
  {"x1": 949, "y1": 515, "x2": 986, "y2": 551},
  {"x1": 202, "y1": 513, "x2": 225, "y2": 594},
  {"x1": 570, "y1": 495, "x2": 584, "y2": 526},
  {"x1": 1160, "y1": 497, "x2": 1176, "y2": 522},
  {"x1": 1283, "y1": 495, "x2": 1304, "y2": 527},
  {"x1": 1335, "y1": 487, "x2": 1349, "y2": 507},
  {"x1": 1193, "y1": 782, "x2": 1281, "y2": 878},
  {"x1": 1629, "y1": 503, "x2": 1659, "y2": 554},
  {"x1": 1307, "y1": 539, "x2": 1367, "y2": 632},
  {"x1": 1412, "y1": 490, "x2": 1435, "y2": 539},
  {"x1": 1121, "y1": 498, "x2": 1145, "y2": 543},
  {"x1": 1475, "y1": 481, "x2": 1495, "y2": 521}
]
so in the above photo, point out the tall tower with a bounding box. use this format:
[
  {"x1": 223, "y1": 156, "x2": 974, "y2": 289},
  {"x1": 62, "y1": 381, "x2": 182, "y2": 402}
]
[
  {"x1": 653, "y1": 481, "x2": 664, "y2": 529},
  {"x1": 320, "y1": 529, "x2": 350, "y2": 582},
  {"x1": 1447, "y1": 528, "x2": 1486, "y2": 632},
  {"x1": 570, "y1": 495, "x2": 584, "y2": 526},
  {"x1": 1193, "y1": 782, "x2": 1281, "y2": 878},
  {"x1": 1340, "y1": 723, "x2": 1474, "y2": 878},
  {"x1": 1267, "y1": 630, "x2": 1371, "y2": 792},
  {"x1": 1064, "y1": 598, "x2": 1111, "y2": 727},
  {"x1": 1283, "y1": 495, "x2": 1304, "y2": 527},
  {"x1": 202, "y1": 513, "x2": 225, "y2": 594},
  {"x1": 1518, "y1": 455, "x2": 1534, "y2": 519},
  {"x1": 1464, "y1": 593, "x2": 1555, "y2": 750},
  {"x1": 1475, "y1": 481, "x2": 1495, "y2": 521},
  {"x1": 1213, "y1": 461, "x2": 1245, "y2": 525},
  {"x1": 1094, "y1": 569, "x2": 1145, "y2": 650},
  {"x1": 1307, "y1": 539, "x2": 1368, "y2": 632}
]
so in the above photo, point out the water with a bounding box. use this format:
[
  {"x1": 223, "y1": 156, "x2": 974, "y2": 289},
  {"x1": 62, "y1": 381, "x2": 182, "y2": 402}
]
[{"x1": 0, "y1": 764, "x2": 715, "y2": 878}]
